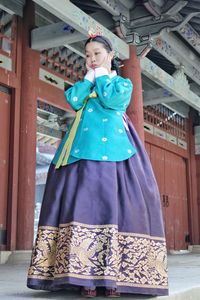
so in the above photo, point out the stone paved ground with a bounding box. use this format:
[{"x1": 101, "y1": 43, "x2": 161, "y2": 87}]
[{"x1": 0, "y1": 253, "x2": 200, "y2": 300}]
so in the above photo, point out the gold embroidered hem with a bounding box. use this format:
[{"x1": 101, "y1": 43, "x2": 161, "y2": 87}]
[{"x1": 28, "y1": 222, "x2": 168, "y2": 291}]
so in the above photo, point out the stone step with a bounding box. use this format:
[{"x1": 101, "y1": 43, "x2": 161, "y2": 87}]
[
  {"x1": 190, "y1": 245, "x2": 200, "y2": 253},
  {"x1": 7, "y1": 250, "x2": 32, "y2": 264},
  {"x1": 157, "y1": 288, "x2": 200, "y2": 300},
  {"x1": 0, "y1": 251, "x2": 11, "y2": 264}
]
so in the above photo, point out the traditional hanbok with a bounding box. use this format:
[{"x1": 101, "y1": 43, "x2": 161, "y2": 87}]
[{"x1": 27, "y1": 67, "x2": 168, "y2": 296}]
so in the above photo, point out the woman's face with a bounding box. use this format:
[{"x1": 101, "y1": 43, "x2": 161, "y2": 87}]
[{"x1": 85, "y1": 41, "x2": 111, "y2": 70}]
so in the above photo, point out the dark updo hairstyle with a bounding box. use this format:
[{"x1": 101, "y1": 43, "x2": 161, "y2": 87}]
[{"x1": 85, "y1": 35, "x2": 120, "y2": 75}]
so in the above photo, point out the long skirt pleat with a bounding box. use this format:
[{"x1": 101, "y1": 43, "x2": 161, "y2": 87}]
[{"x1": 27, "y1": 115, "x2": 168, "y2": 296}]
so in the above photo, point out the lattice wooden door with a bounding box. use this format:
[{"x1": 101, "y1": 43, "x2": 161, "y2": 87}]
[{"x1": 145, "y1": 143, "x2": 189, "y2": 250}]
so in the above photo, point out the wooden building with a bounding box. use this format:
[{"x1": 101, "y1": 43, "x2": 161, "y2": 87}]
[{"x1": 0, "y1": 0, "x2": 200, "y2": 260}]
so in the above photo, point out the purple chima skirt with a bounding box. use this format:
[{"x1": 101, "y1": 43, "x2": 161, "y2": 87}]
[{"x1": 27, "y1": 115, "x2": 168, "y2": 296}]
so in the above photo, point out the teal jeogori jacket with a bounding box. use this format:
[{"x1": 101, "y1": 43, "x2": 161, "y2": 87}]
[{"x1": 52, "y1": 67, "x2": 136, "y2": 167}]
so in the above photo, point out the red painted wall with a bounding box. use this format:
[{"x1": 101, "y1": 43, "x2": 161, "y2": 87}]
[{"x1": 196, "y1": 155, "x2": 200, "y2": 236}]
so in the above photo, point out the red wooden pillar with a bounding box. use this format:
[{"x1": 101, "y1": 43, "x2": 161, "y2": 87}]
[
  {"x1": 187, "y1": 109, "x2": 199, "y2": 245},
  {"x1": 122, "y1": 45, "x2": 144, "y2": 143},
  {"x1": 7, "y1": 16, "x2": 23, "y2": 251},
  {"x1": 17, "y1": 0, "x2": 40, "y2": 250},
  {"x1": 196, "y1": 155, "x2": 200, "y2": 238}
]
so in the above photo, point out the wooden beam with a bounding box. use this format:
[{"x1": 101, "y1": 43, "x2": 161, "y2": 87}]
[
  {"x1": 93, "y1": 0, "x2": 130, "y2": 20},
  {"x1": 31, "y1": 22, "x2": 85, "y2": 50},
  {"x1": 144, "y1": 96, "x2": 178, "y2": 106},
  {"x1": 35, "y1": 5, "x2": 60, "y2": 24},
  {"x1": 161, "y1": 31, "x2": 200, "y2": 75},
  {"x1": 163, "y1": 102, "x2": 190, "y2": 118},
  {"x1": 0, "y1": 0, "x2": 24, "y2": 17},
  {"x1": 64, "y1": 43, "x2": 85, "y2": 58},
  {"x1": 190, "y1": 83, "x2": 200, "y2": 96},
  {"x1": 152, "y1": 32, "x2": 200, "y2": 86},
  {"x1": 32, "y1": 11, "x2": 114, "y2": 51},
  {"x1": 143, "y1": 89, "x2": 190, "y2": 117},
  {"x1": 141, "y1": 57, "x2": 200, "y2": 112},
  {"x1": 178, "y1": 23, "x2": 200, "y2": 56},
  {"x1": 33, "y1": 0, "x2": 129, "y2": 59},
  {"x1": 143, "y1": 88, "x2": 179, "y2": 105}
]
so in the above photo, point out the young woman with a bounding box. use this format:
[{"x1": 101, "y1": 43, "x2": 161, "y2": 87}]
[{"x1": 27, "y1": 35, "x2": 168, "y2": 297}]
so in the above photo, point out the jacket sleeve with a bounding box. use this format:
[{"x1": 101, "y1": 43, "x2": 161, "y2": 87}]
[
  {"x1": 94, "y1": 67, "x2": 133, "y2": 111},
  {"x1": 65, "y1": 73, "x2": 94, "y2": 111}
]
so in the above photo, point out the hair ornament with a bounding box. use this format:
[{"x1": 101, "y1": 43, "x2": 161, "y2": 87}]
[{"x1": 88, "y1": 27, "x2": 103, "y2": 38}]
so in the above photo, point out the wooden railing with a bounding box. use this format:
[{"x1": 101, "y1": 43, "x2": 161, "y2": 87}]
[{"x1": 144, "y1": 104, "x2": 188, "y2": 141}]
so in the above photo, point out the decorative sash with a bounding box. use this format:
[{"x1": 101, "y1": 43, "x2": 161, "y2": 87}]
[{"x1": 55, "y1": 91, "x2": 97, "y2": 169}]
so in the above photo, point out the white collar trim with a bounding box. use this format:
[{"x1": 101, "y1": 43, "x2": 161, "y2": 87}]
[{"x1": 109, "y1": 70, "x2": 117, "y2": 78}]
